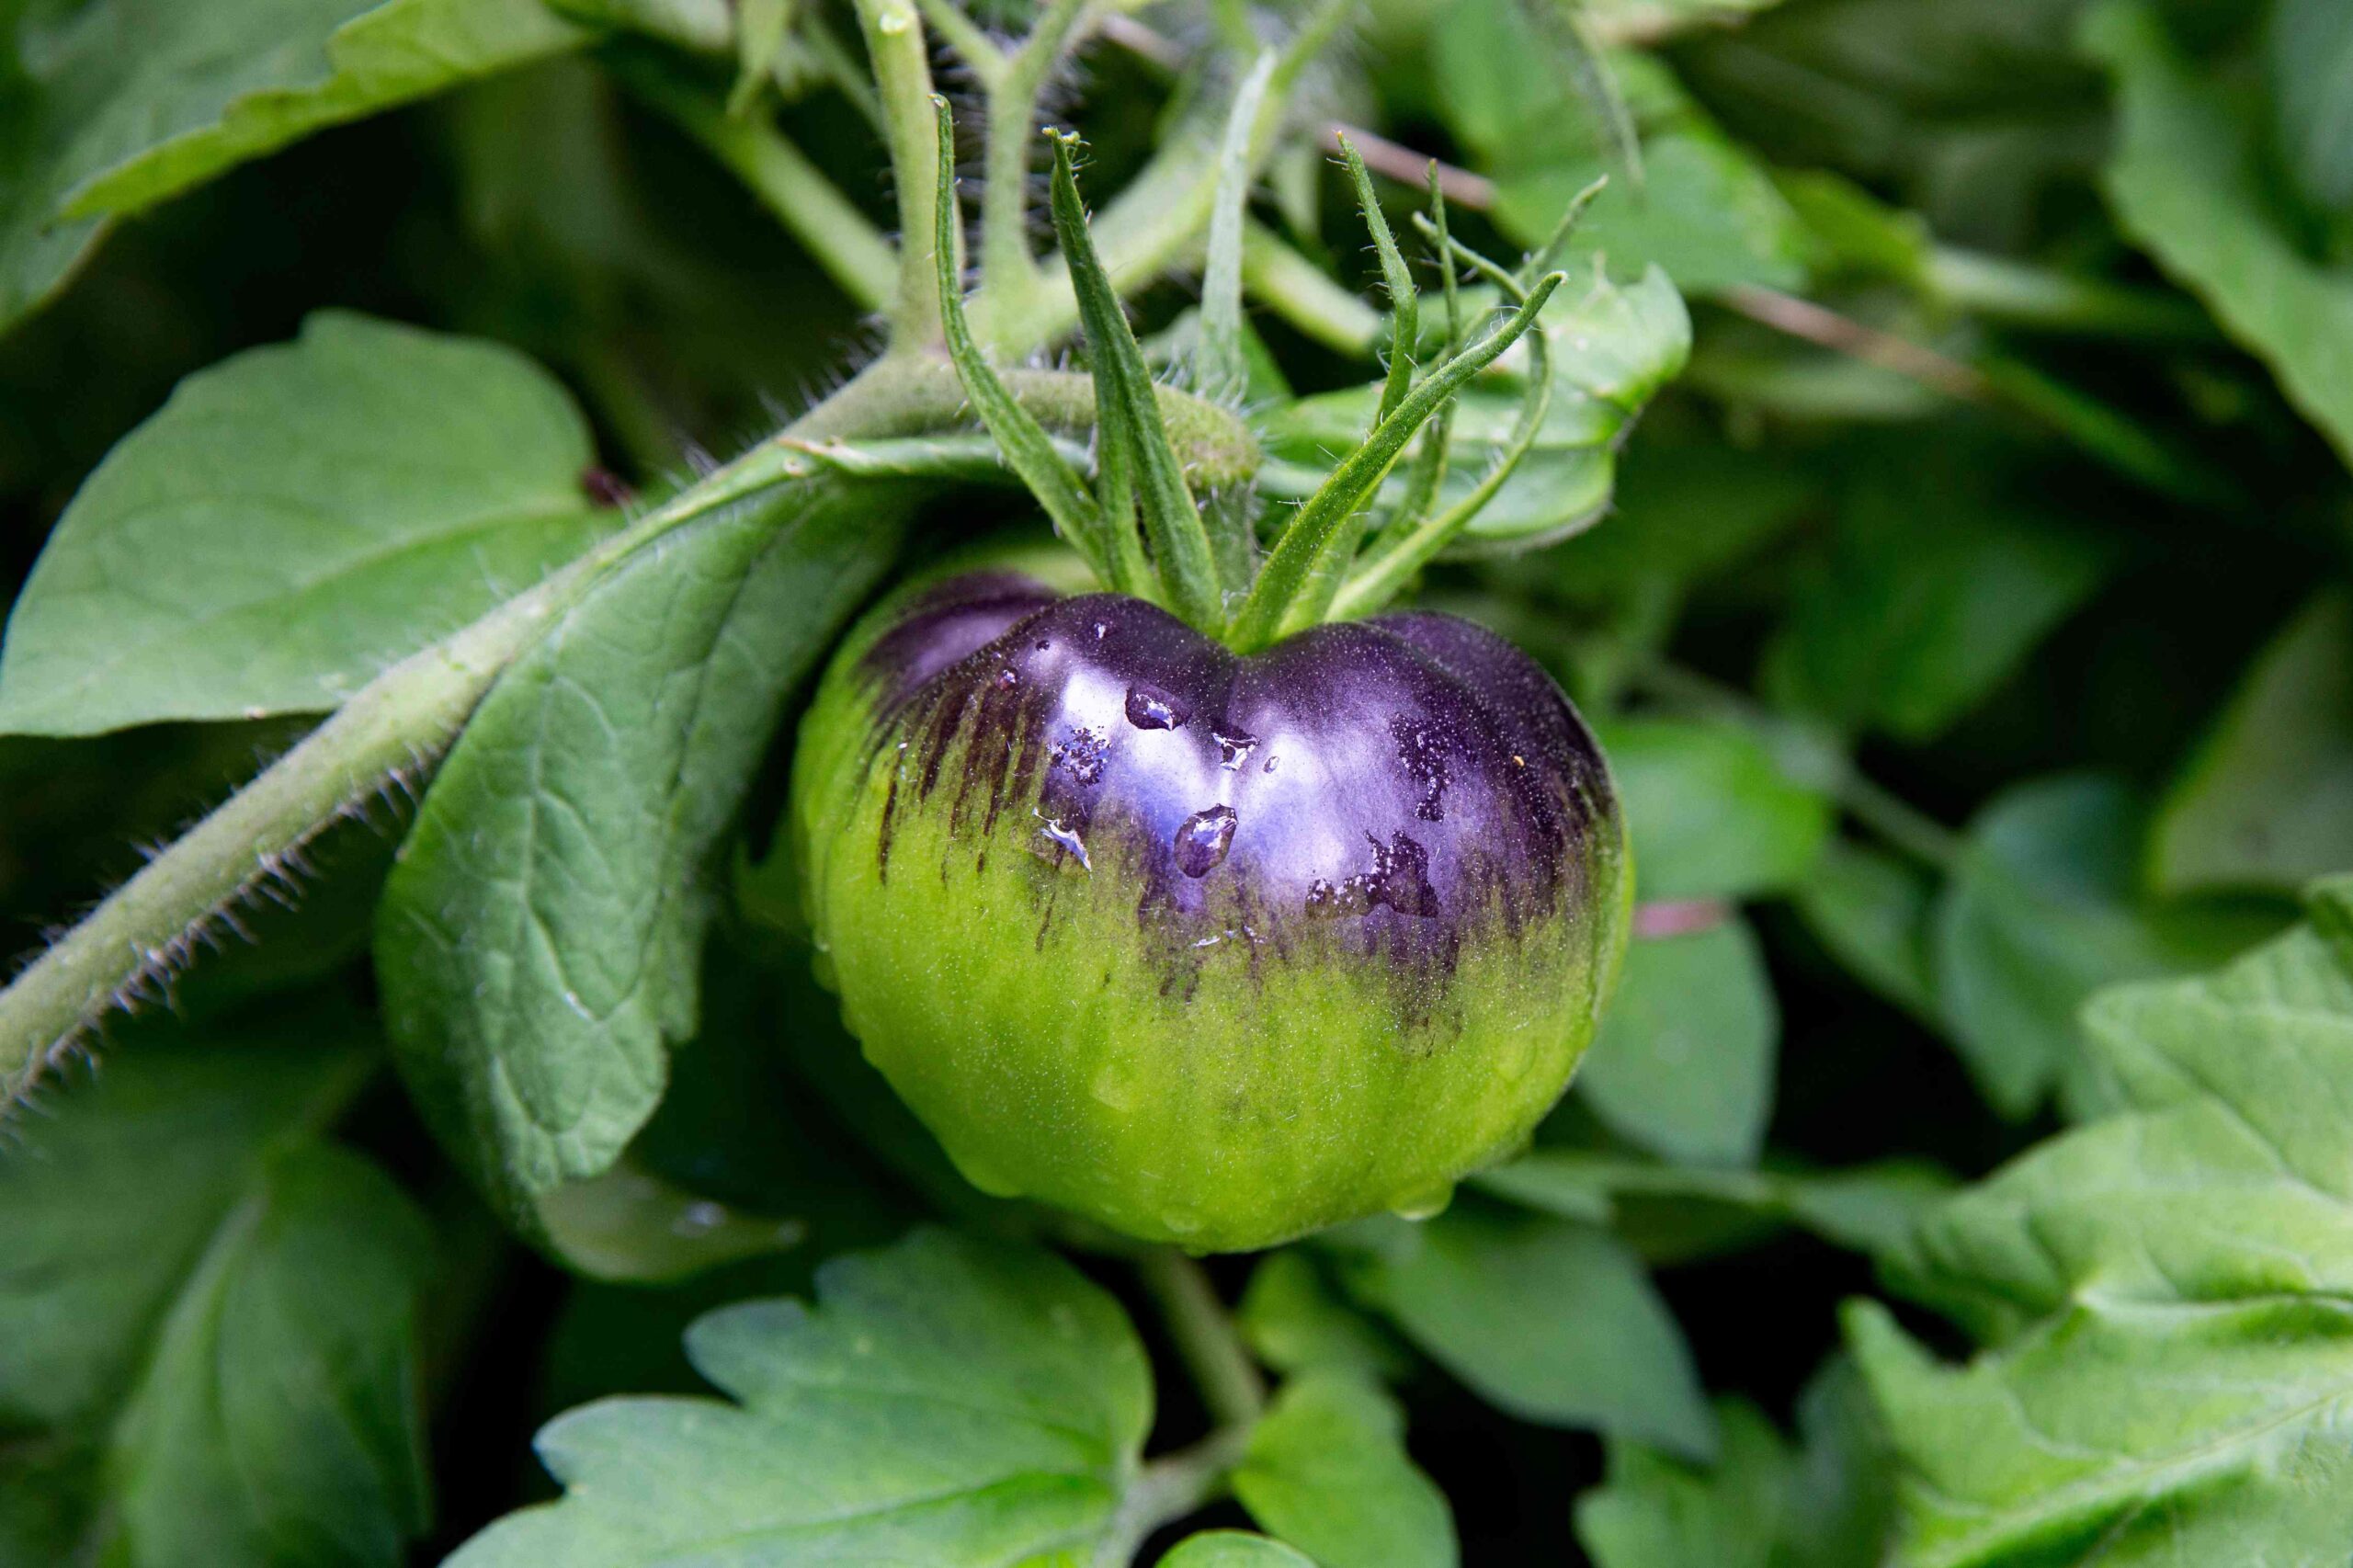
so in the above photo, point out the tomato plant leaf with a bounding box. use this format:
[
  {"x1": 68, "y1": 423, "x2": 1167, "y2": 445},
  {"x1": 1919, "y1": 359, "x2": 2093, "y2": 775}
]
[
  {"x1": 1854, "y1": 916, "x2": 2353, "y2": 1567},
  {"x1": 2268, "y1": 0, "x2": 2353, "y2": 217},
  {"x1": 1234, "y1": 1373, "x2": 1458, "y2": 1568},
  {"x1": 2152, "y1": 592, "x2": 2353, "y2": 897},
  {"x1": 1239, "y1": 1252, "x2": 1416, "y2": 1386},
  {"x1": 1576, "y1": 918, "x2": 1780, "y2": 1168},
  {"x1": 1161, "y1": 1534, "x2": 1318, "y2": 1567},
  {"x1": 2085, "y1": 0, "x2": 2353, "y2": 470},
  {"x1": 1602, "y1": 716, "x2": 1833, "y2": 903},
  {"x1": 1479, "y1": 1150, "x2": 1953, "y2": 1265},
  {"x1": 1325, "y1": 1204, "x2": 1716, "y2": 1460},
  {"x1": 447, "y1": 1228, "x2": 1154, "y2": 1566},
  {"x1": 1793, "y1": 842, "x2": 1940, "y2": 1026},
  {"x1": 0, "y1": 312, "x2": 615, "y2": 736},
  {"x1": 0, "y1": 0, "x2": 585, "y2": 332},
  {"x1": 1760, "y1": 447, "x2": 2115, "y2": 743},
  {"x1": 107, "y1": 1145, "x2": 437, "y2": 1568},
  {"x1": 0, "y1": 1005, "x2": 435, "y2": 1567},
  {"x1": 1576, "y1": 1367, "x2": 1894, "y2": 1568},
  {"x1": 375, "y1": 478, "x2": 904, "y2": 1236},
  {"x1": 1932, "y1": 775, "x2": 2281, "y2": 1119}
]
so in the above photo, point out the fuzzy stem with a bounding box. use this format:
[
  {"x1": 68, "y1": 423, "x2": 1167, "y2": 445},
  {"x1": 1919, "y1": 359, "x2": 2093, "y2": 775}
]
[
  {"x1": 1136, "y1": 1248, "x2": 1267, "y2": 1428},
  {"x1": 967, "y1": 0, "x2": 1351, "y2": 349},
  {"x1": 624, "y1": 62, "x2": 895, "y2": 312},
  {"x1": 978, "y1": 0, "x2": 1095, "y2": 341},
  {"x1": 854, "y1": 0, "x2": 947, "y2": 344}
]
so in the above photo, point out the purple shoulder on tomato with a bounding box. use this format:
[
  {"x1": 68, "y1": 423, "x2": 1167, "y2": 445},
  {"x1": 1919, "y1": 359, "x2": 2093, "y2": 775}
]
[{"x1": 851, "y1": 572, "x2": 1621, "y2": 971}]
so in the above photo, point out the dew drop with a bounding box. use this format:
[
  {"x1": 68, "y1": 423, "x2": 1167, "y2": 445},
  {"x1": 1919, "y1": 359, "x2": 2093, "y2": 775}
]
[
  {"x1": 1173, "y1": 805, "x2": 1237, "y2": 878},
  {"x1": 1125, "y1": 684, "x2": 1187, "y2": 730},
  {"x1": 1093, "y1": 619, "x2": 1111, "y2": 640},
  {"x1": 1035, "y1": 812, "x2": 1090, "y2": 869},
  {"x1": 1391, "y1": 1181, "x2": 1455, "y2": 1221},
  {"x1": 996, "y1": 667, "x2": 1019, "y2": 688},
  {"x1": 1213, "y1": 728, "x2": 1257, "y2": 770},
  {"x1": 1263, "y1": 754, "x2": 1279, "y2": 773}
]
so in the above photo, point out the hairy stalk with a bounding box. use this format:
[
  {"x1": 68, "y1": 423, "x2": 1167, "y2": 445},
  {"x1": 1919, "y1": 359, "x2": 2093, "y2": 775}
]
[
  {"x1": 978, "y1": 0, "x2": 1096, "y2": 341},
  {"x1": 0, "y1": 360, "x2": 1254, "y2": 1096},
  {"x1": 968, "y1": 0, "x2": 1350, "y2": 347},
  {"x1": 1048, "y1": 131, "x2": 1227, "y2": 632},
  {"x1": 623, "y1": 62, "x2": 894, "y2": 312},
  {"x1": 1336, "y1": 135, "x2": 1418, "y2": 427},
  {"x1": 854, "y1": 0, "x2": 947, "y2": 343},
  {"x1": 933, "y1": 98, "x2": 1135, "y2": 592}
]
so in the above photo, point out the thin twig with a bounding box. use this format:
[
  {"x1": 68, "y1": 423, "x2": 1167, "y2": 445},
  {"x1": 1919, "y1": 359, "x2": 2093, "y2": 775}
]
[
  {"x1": 1135, "y1": 1248, "x2": 1266, "y2": 1428},
  {"x1": 1718, "y1": 283, "x2": 1993, "y2": 405},
  {"x1": 1328, "y1": 121, "x2": 1496, "y2": 210}
]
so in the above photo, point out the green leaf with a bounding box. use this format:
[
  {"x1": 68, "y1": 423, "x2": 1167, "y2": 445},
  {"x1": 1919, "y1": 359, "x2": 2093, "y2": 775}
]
[
  {"x1": 1479, "y1": 1150, "x2": 1954, "y2": 1264},
  {"x1": 1160, "y1": 1534, "x2": 1317, "y2": 1567},
  {"x1": 2085, "y1": 0, "x2": 2353, "y2": 469},
  {"x1": 1239, "y1": 1251, "x2": 1416, "y2": 1385},
  {"x1": 1497, "y1": 130, "x2": 1810, "y2": 295},
  {"x1": 2270, "y1": 0, "x2": 2353, "y2": 216},
  {"x1": 376, "y1": 478, "x2": 904, "y2": 1235},
  {"x1": 1576, "y1": 1368, "x2": 1895, "y2": 1568},
  {"x1": 1530, "y1": 435, "x2": 1813, "y2": 603},
  {"x1": 1576, "y1": 918, "x2": 1779, "y2": 1168},
  {"x1": 0, "y1": 1006, "x2": 436, "y2": 1567},
  {"x1": 0, "y1": 312, "x2": 615, "y2": 736},
  {"x1": 448, "y1": 1228, "x2": 1154, "y2": 1566},
  {"x1": 1793, "y1": 841, "x2": 1940, "y2": 1023},
  {"x1": 1932, "y1": 775, "x2": 2281, "y2": 1119},
  {"x1": 2152, "y1": 592, "x2": 2353, "y2": 896},
  {"x1": 1235, "y1": 1373, "x2": 1457, "y2": 1568},
  {"x1": 532, "y1": 1158, "x2": 810, "y2": 1285},
  {"x1": 1327, "y1": 1204, "x2": 1715, "y2": 1459},
  {"x1": 1603, "y1": 716, "x2": 1833, "y2": 903},
  {"x1": 1576, "y1": 1400, "x2": 1789, "y2": 1568},
  {"x1": 0, "y1": 0, "x2": 585, "y2": 332},
  {"x1": 1760, "y1": 445, "x2": 2115, "y2": 742},
  {"x1": 108, "y1": 1146, "x2": 437, "y2": 1568},
  {"x1": 1261, "y1": 267, "x2": 1689, "y2": 554},
  {"x1": 1853, "y1": 920, "x2": 2353, "y2": 1567}
]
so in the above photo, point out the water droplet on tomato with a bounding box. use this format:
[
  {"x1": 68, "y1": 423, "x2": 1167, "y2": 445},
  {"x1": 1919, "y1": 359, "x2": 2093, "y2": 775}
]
[
  {"x1": 1125, "y1": 684, "x2": 1186, "y2": 730},
  {"x1": 1174, "y1": 805, "x2": 1237, "y2": 877},
  {"x1": 1213, "y1": 728, "x2": 1257, "y2": 769},
  {"x1": 1391, "y1": 1181, "x2": 1454, "y2": 1221},
  {"x1": 996, "y1": 667, "x2": 1018, "y2": 688}
]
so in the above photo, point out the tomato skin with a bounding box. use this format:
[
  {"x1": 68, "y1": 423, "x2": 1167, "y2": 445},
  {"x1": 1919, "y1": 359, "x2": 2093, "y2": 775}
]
[{"x1": 792, "y1": 570, "x2": 1630, "y2": 1251}]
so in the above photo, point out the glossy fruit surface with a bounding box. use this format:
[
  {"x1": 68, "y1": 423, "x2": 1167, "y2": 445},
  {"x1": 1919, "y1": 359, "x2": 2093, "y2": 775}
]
[{"x1": 792, "y1": 569, "x2": 1630, "y2": 1250}]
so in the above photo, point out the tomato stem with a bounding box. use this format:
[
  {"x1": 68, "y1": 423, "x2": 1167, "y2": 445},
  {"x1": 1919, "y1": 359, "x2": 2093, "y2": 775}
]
[{"x1": 1136, "y1": 1247, "x2": 1267, "y2": 1429}]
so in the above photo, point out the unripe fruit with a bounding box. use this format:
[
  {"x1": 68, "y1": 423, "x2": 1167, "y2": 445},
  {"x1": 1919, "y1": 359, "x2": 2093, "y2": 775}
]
[{"x1": 792, "y1": 569, "x2": 1630, "y2": 1251}]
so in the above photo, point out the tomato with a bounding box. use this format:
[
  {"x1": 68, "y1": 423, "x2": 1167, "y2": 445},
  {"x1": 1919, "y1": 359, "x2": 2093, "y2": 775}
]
[{"x1": 792, "y1": 570, "x2": 1630, "y2": 1251}]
